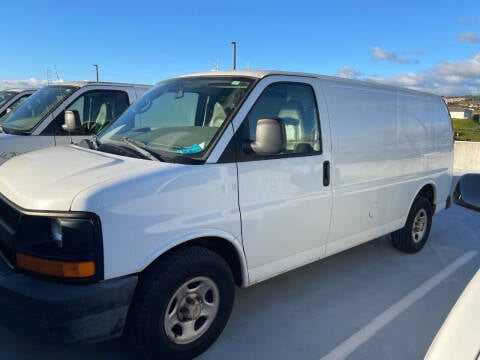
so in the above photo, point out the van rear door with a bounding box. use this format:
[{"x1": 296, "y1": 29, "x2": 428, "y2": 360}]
[{"x1": 235, "y1": 77, "x2": 332, "y2": 283}]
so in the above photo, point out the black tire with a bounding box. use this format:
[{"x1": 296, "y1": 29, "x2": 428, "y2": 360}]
[
  {"x1": 127, "y1": 246, "x2": 235, "y2": 360},
  {"x1": 392, "y1": 196, "x2": 433, "y2": 253}
]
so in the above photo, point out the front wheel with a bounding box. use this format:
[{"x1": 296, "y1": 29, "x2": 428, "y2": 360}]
[
  {"x1": 392, "y1": 196, "x2": 433, "y2": 253},
  {"x1": 127, "y1": 246, "x2": 235, "y2": 359}
]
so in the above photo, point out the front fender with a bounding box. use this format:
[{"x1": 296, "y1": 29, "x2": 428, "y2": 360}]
[{"x1": 137, "y1": 229, "x2": 249, "y2": 287}]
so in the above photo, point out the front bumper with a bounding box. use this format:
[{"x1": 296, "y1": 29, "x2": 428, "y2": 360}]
[{"x1": 0, "y1": 258, "x2": 138, "y2": 344}]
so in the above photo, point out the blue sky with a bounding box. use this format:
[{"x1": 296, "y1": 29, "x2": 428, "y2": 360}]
[{"x1": 1, "y1": 0, "x2": 480, "y2": 95}]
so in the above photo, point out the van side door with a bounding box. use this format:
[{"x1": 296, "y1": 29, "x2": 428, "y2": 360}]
[{"x1": 234, "y1": 77, "x2": 332, "y2": 283}]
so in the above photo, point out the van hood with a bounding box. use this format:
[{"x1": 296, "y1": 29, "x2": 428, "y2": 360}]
[{"x1": 0, "y1": 145, "x2": 177, "y2": 211}]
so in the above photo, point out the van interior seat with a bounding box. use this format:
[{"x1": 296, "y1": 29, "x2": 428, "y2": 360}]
[
  {"x1": 277, "y1": 100, "x2": 304, "y2": 149},
  {"x1": 208, "y1": 89, "x2": 247, "y2": 128},
  {"x1": 94, "y1": 102, "x2": 112, "y2": 128},
  {"x1": 208, "y1": 102, "x2": 226, "y2": 127}
]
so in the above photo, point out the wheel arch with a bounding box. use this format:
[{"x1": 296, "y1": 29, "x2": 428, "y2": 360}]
[
  {"x1": 139, "y1": 235, "x2": 248, "y2": 287},
  {"x1": 416, "y1": 182, "x2": 436, "y2": 213},
  {"x1": 404, "y1": 181, "x2": 437, "y2": 223}
]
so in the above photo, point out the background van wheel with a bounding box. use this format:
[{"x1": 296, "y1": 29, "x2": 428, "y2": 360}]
[
  {"x1": 127, "y1": 246, "x2": 234, "y2": 360},
  {"x1": 392, "y1": 196, "x2": 433, "y2": 253}
]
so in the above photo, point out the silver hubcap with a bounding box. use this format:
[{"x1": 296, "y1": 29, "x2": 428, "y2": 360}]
[
  {"x1": 412, "y1": 209, "x2": 427, "y2": 243},
  {"x1": 164, "y1": 276, "x2": 219, "y2": 344}
]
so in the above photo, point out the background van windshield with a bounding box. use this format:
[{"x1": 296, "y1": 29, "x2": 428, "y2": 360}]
[
  {"x1": 2, "y1": 86, "x2": 77, "y2": 132},
  {"x1": 101, "y1": 77, "x2": 253, "y2": 157}
]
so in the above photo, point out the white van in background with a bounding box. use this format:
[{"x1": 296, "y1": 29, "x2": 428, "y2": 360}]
[
  {"x1": 0, "y1": 88, "x2": 36, "y2": 118},
  {"x1": 0, "y1": 82, "x2": 151, "y2": 164},
  {"x1": 0, "y1": 71, "x2": 453, "y2": 359}
]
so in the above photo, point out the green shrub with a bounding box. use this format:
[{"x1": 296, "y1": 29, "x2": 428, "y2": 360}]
[{"x1": 452, "y1": 118, "x2": 480, "y2": 142}]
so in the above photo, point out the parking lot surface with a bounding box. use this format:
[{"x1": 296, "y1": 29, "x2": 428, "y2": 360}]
[{"x1": 1, "y1": 176, "x2": 479, "y2": 360}]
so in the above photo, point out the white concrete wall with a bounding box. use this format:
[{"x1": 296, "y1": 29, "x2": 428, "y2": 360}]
[
  {"x1": 450, "y1": 111, "x2": 466, "y2": 119},
  {"x1": 454, "y1": 141, "x2": 480, "y2": 171},
  {"x1": 450, "y1": 110, "x2": 473, "y2": 119}
]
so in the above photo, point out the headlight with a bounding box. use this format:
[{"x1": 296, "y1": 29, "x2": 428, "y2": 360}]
[{"x1": 13, "y1": 213, "x2": 103, "y2": 283}]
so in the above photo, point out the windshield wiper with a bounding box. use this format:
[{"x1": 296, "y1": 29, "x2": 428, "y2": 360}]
[
  {"x1": 119, "y1": 137, "x2": 162, "y2": 162},
  {"x1": 1, "y1": 127, "x2": 29, "y2": 135}
]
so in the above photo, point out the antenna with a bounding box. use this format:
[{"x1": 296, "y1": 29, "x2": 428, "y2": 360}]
[
  {"x1": 54, "y1": 65, "x2": 60, "y2": 80},
  {"x1": 46, "y1": 68, "x2": 51, "y2": 84}
]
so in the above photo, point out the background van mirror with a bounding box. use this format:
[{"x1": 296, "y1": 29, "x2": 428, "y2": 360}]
[
  {"x1": 62, "y1": 110, "x2": 80, "y2": 133},
  {"x1": 453, "y1": 173, "x2": 480, "y2": 212}
]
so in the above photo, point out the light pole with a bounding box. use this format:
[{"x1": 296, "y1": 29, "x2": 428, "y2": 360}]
[
  {"x1": 231, "y1": 41, "x2": 236, "y2": 70},
  {"x1": 93, "y1": 64, "x2": 99, "y2": 82}
]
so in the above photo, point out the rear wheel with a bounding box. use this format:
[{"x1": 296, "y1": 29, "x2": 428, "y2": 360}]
[
  {"x1": 127, "y1": 246, "x2": 234, "y2": 359},
  {"x1": 392, "y1": 196, "x2": 433, "y2": 253}
]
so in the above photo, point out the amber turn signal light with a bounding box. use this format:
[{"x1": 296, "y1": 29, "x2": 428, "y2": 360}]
[{"x1": 16, "y1": 253, "x2": 96, "y2": 278}]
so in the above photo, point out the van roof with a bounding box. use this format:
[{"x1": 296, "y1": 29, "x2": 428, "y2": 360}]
[
  {"x1": 177, "y1": 70, "x2": 440, "y2": 98},
  {"x1": 1, "y1": 88, "x2": 37, "y2": 93},
  {"x1": 39, "y1": 81, "x2": 151, "y2": 88}
]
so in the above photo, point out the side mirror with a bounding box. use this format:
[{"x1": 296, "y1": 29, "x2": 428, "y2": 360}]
[
  {"x1": 249, "y1": 118, "x2": 286, "y2": 155},
  {"x1": 62, "y1": 110, "x2": 79, "y2": 132},
  {"x1": 453, "y1": 174, "x2": 480, "y2": 212}
]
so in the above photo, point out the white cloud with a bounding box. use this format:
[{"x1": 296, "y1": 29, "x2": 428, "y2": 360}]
[
  {"x1": 0, "y1": 78, "x2": 64, "y2": 90},
  {"x1": 366, "y1": 52, "x2": 480, "y2": 95},
  {"x1": 372, "y1": 46, "x2": 418, "y2": 64},
  {"x1": 336, "y1": 65, "x2": 363, "y2": 79},
  {"x1": 458, "y1": 32, "x2": 480, "y2": 43}
]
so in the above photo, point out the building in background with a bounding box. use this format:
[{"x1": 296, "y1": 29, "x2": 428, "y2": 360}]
[{"x1": 449, "y1": 106, "x2": 474, "y2": 119}]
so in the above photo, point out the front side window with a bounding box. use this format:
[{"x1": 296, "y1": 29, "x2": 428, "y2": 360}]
[
  {"x1": 100, "y1": 77, "x2": 254, "y2": 160},
  {"x1": 0, "y1": 91, "x2": 16, "y2": 107},
  {"x1": 2, "y1": 86, "x2": 77, "y2": 134},
  {"x1": 53, "y1": 90, "x2": 130, "y2": 135},
  {"x1": 240, "y1": 82, "x2": 322, "y2": 158},
  {"x1": 8, "y1": 94, "x2": 31, "y2": 110},
  {"x1": 0, "y1": 94, "x2": 32, "y2": 120}
]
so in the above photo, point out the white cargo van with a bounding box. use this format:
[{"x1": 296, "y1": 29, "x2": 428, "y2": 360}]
[
  {"x1": 0, "y1": 82, "x2": 151, "y2": 164},
  {"x1": 0, "y1": 71, "x2": 453, "y2": 359},
  {"x1": 0, "y1": 88, "x2": 36, "y2": 118}
]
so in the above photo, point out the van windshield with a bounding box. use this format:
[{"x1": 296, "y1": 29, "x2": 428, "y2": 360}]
[
  {"x1": 0, "y1": 91, "x2": 16, "y2": 107},
  {"x1": 2, "y1": 85, "x2": 77, "y2": 133},
  {"x1": 100, "y1": 76, "x2": 254, "y2": 160}
]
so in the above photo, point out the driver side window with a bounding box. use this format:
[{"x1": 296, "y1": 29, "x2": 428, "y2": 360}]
[
  {"x1": 44, "y1": 90, "x2": 130, "y2": 136},
  {"x1": 237, "y1": 82, "x2": 322, "y2": 161}
]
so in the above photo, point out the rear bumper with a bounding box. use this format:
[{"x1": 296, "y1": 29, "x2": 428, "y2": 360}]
[{"x1": 0, "y1": 260, "x2": 138, "y2": 344}]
